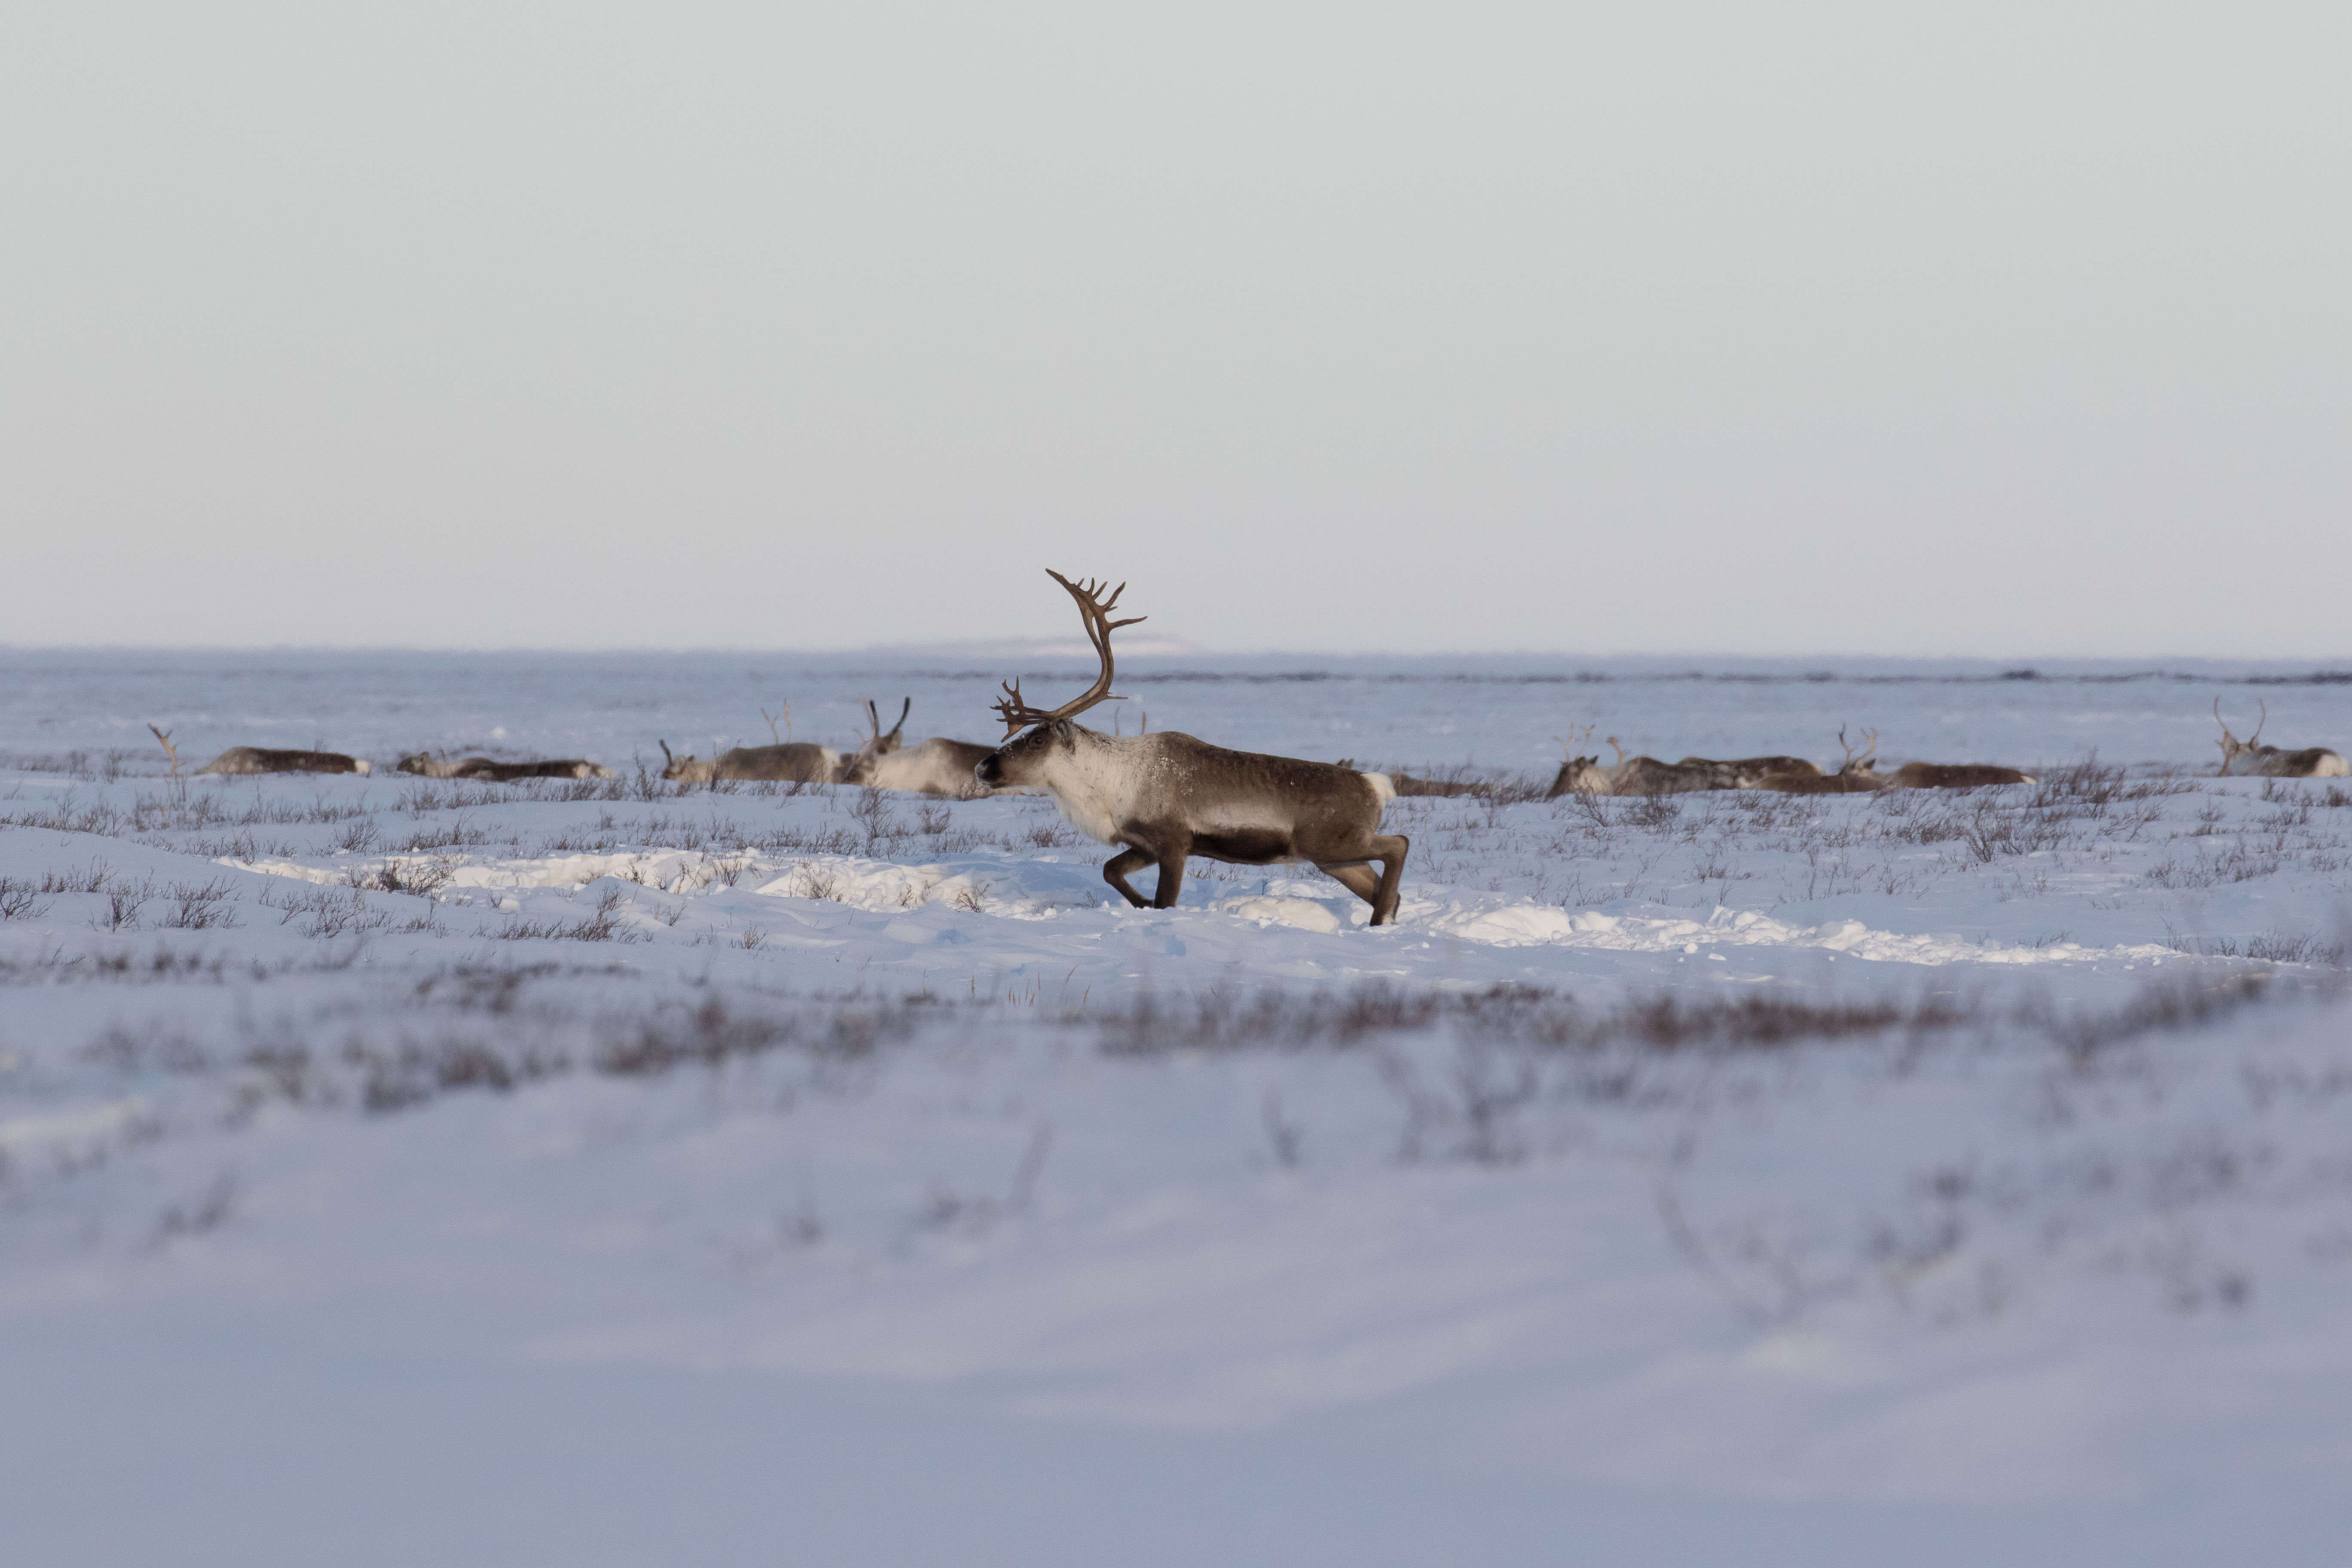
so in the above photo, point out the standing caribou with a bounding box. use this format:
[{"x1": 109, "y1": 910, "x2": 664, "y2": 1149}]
[
  {"x1": 2213, "y1": 699, "x2": 2349, "y2": 778},
  {"x1": 658, "y1": 738, "x2": 840, "y2": 784},
  {"x1": 838, "y1": 698, "x2": 1005, "y2": 796},
  {"x1": 974, "y1": 572, "x2": 1411, "y2": 925}
]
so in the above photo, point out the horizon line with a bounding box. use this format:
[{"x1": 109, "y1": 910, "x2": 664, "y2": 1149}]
[{"x1": 4, "y1": 642, "x2": 2352, "y2": 668}]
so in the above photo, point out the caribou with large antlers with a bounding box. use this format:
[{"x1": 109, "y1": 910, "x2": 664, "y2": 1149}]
[
  {"x1": 2213, "y1": 699, "x2": 2349, "y2": 778},
  {"x1": 974, "y1": 572, "x2": 1411, "y2": 925},
  {"x1": 838, "y1": 698, "x2": 1005, "y2": 797}
]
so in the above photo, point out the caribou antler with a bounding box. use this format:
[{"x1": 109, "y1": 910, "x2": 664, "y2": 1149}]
[
  {"x1": 659, "y1": 739, "x2": 675, "y2": 768},
  {"x1": 148, "y1": 723, "x2": 179, "y2": 777},
  {"x1": 1554, "y1": 723, "x2": 1596, "y2": 759},
  {"x1": 1605, "y1": 736, "x2": 1627, "y2": 766},
  {"x1": 762, "y1": 704, "x2": 790, "y2": 744},
  {"x1": 858, "y1": 698, "x2": 911, "y2": 750},
  {"x1": 1835, "y1": 725, "x2": 1879, "y2": 773},
  {"x1": 2212, "y1": 698, "x2": 2268, "y2": 746},
  {"x1": 993, "y1": 570, "x2": 1147, "y2": 737}
]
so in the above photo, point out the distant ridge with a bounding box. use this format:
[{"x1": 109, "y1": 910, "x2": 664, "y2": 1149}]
[{"x1": 854, "y1": 637, "x2": 1205, "y2": 660}]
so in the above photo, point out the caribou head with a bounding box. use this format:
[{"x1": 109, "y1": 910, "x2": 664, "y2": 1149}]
[
  {"x1": 973, "y1": 573, "x2": 1145, "y2": 794},
  {"x1": 2214, "y1": 698, "x2": 2266, "y2": 775}
]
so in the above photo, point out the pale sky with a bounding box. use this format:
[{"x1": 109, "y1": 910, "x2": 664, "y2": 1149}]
[{"x1": 3, "y1": 2, "x2": 2346, "y2": 655}]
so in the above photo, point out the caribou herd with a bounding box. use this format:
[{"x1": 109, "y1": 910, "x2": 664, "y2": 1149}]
[{"x1": 154, "y1": 572, "x2": 2348, "y2": 923}]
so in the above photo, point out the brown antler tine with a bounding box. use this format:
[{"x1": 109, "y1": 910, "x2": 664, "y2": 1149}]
[
  {"x1": 1606, "y1": 736, "x2": 1626, "y2": 766},
  {"x1": 1046, "y1": 570, "x2": 1149, "y2": 635},
  {"x1": 993, "y1": 677, "x2": 1038, "y2": 738},
  {"x1": 659, "y1": 739, "x2": 674, "y2": 766},
  {"x1": 891, "y1": 697, "x2": 910, "y2": 738},
  {"x1": 991, "y1": 569, "x2": 1145, "y2": 734},
  {"x1": 2252, "y1": 699, "x2": 2266, "y2": 744}
]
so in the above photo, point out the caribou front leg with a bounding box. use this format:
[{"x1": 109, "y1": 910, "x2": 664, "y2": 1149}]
[
  {"x1": 1151, "y1": 833, "x2": 1192, "y2": 909},
  {"x1": 1102, "y1": 847, "x2": 1154, "y2": 909}
]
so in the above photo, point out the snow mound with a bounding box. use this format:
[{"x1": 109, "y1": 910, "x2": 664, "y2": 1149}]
[{"x1": 230, "y1": 851, "x2": 2181, "y2": 971}]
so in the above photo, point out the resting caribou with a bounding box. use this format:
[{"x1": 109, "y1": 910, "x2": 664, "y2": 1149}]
[
  {"x1": 397, "y1": 753, "x2": 616, "y2": 781},
  {"x1": 973, "y1": 572, "x2": 1411, "y2": 925},
  {"x1": 1675, "y1": 754, "x2": 1822, "y2": 788},
  {"x1": 196, "y1": 747, "x2": 370, "y2": 776},
  {"x1": 1886, "y1": 761, "x2": 2035, "y2": 788},
  {"x1": 1545, "y1": 723, "x2": 1821, "y2": 796},
  {"x1": 659, "y1": 738, "x2": 840, "y2": 784},
  {"x1": 838, "y1": 698, "x2": 1003, "y2": 797},
  {"x1": 2214, "y1": 699, "x2": 2349, "y2": 778},
  {"x1": 1549, "y1": 738, "x2": 1798, "y2": 796},
  {"x1": 1754, "y1": 729, "x2": 2037, "y2": 792},
  {"x1": 1753, "y1": 729, "x2": 1890, "y2": 793}
]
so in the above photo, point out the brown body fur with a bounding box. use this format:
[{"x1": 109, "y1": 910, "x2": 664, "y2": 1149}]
[
  {"x1": 398, "y1": 753, "x2": 614, "y2": 781},
  {"x1": 1754, "y1": 767, "x2": 1890, "y2": 794},
  {"x1": 838, "y1": 702, "x2": 1002, "y2": 796},
  {"x1": 2237, "y1": 747, "x2": 2352, "y2": 779},
  {"x1": 843, "y1": 736, "x2": 998, "y2": 796},
  {"x1": 661, "y1": 742, "x2": 840, "y2": 784},
  {"x1": 196, "y1": 747, "x2": 369, "y2": 776},
  {"x1": 976, "y1": 724, "x2": 1410, "y2": 925},
  {"x1": 1550, "y1": 753, "x2": 1819, "y2": 796},
  {"x1": 1388, "y1": 772, "x2": 1496, "y2": 798},
  {"x1": 1675, "y1": 755, "x2": 1824, "y2": 788},
  {"x1": 1887, "y1": 762, "x2": 2034, "y2": 789}
]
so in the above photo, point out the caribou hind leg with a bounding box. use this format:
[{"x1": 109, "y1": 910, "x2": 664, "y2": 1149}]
[
  {"x1": 1369, "y1": 834, "x2": 1409, "y2": 926},
  {"x1": 1312, "y1": 839, "x2": 1409, "y2": 925},
  {"x1": 1318, "y1": 862, "x2": 1381, "y2": 909},
  {"x1": 1101, "y1": 847, "x2": 1155, "y2": 909}
]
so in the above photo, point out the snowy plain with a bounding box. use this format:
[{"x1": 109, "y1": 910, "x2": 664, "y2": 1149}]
[{"x1": 4, "y1": 650, "x2": 2352, "y2": 1565}]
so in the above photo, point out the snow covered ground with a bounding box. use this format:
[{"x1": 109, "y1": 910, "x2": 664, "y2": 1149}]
[{"x1": 4, "y1": 652, "x2": 2352, "y2": 1565}]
